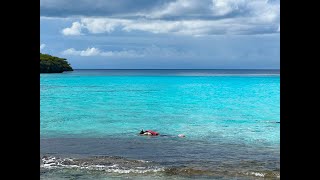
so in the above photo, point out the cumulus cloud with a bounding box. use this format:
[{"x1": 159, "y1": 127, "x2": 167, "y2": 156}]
[
  {"x1": 61, "y1": 46, "x2": 193, "y2": 58},
  {"x1": 53, "y1": 0, "x2": 280, "y2": 36},
  {"x1": 40, "y1": 44, "x2": 46, "y2": 50},
  {"x1": 62, "y1": 22, "x2": 82, "y2": 35},
  {"x1": 81, "y1": 18, "x2": 129, "y2": 33},
  {"x1": 62, "y1": 47, "x2": 100, "y2": 56},
  {"x1": 63, "y1": 16, "x2": 279, "y2": 36},
  {"x1": 59, "y1": 0, "x2": 279, "y2": 36}
]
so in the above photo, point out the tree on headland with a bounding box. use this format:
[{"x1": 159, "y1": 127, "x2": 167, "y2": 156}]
[{"x1": 40, "y1": 53, "x2": 73, "y2": 73}]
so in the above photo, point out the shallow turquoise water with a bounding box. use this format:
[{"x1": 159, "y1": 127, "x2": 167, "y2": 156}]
[
  {"x1": 40, "y1": 70, "x2": 280, "y2": 179},
  {"x1": 41, "y1": 70, "x2": 279, "y2": 144}
]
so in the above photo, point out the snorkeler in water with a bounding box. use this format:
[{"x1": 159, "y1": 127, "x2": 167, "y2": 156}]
[
  {"x1": 139, "y1": 129, "x2": 185, "y2": 138},
  {"x1": 139, "y1": 129, "x2": 159, "y2": 136}
]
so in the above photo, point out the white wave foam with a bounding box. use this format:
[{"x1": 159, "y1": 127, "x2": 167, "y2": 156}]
[
  {"x1": 244, "y1": 171, "x2": 266, "y2": 177},
  {"x1": 103, "y1": 168, "x2": 164, "y2": 174},
  {"x1": 40, "y1": 156, "x2": 164, "y2": 174},
  {"x1": 137, "y1": 160, "x2": 149, "y2": 163},
  {"x1": 250, "y1": 172, "x2": 265, "y2": 177}
]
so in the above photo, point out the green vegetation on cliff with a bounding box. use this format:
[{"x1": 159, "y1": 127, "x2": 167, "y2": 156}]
[{"x1": 40, "y1": 53, "x2": 73, "y2": 73}]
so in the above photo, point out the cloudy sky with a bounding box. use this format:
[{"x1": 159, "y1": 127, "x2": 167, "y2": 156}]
[{"x1": 40, "y1": 0, "x2": 280, "y2": 69}]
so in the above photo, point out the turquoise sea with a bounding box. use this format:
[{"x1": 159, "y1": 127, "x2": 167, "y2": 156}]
[{"x1": 40, "y1": 70, "x2": 280, "y2": 179}]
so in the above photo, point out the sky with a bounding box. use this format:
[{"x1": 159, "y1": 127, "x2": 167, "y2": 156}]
[{"x1": 40, "y1": 0, "x2": 280, "y2": 69}]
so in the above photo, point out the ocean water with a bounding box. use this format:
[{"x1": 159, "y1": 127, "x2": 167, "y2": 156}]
[{"x1": 40, "y1": 69, "x2": 280, "y2": 179}]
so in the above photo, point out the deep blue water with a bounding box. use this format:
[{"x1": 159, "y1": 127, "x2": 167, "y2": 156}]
[{"x1": 40, "y1": 69, "x2": 280, "y2": 179}]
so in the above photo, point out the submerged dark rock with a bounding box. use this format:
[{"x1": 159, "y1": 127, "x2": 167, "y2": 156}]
[{"x1": 40, "y1": 53, "x2": 73, "y2": 73}]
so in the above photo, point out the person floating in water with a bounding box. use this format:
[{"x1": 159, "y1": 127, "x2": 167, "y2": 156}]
[
  {"x1": 139, "y1": 129, "x2": 159, "y2": 136},
  {"x1": 139, "y1": 129, "x2": 185, "y2": 138}
]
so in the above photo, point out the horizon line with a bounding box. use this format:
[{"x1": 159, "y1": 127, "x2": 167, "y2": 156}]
[{"x1": 72, "y1": 68, "x2": 280, "y2": 70}]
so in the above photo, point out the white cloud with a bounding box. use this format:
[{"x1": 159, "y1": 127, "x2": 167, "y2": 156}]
[
  {"x1": 61, "y1": 46, "x2": 194, "y2": 58},
  {"x1": 61, "y1": 47, "x2": 142, "y2": 57},
  {"x1": 40, "y1": 44, "x2": 46, "y2": 50},
  {"x1": 211, "y1": 0, "x2": 244, "y2": 16},
  {"x1": 62, "y1": 15, "x2": 279, "y2": 36},
  {"x1": 61, "y1": 48, "x2": 77, "y2": 55},
  {"x1": 61, "y1": 48, "x2": 99, "y2": 56},
  {"x1": 81, "y1": 18, "x2": 129, "y2": 33},
  {"x1": 144, "y1": 0, "x2": 279, "y2": 21},
  {"x1": 62, "y1": 22, "x2": 82, "y2": 35},
  {"x1": 51, "y1": 0, "x2": 279, "y2": 36},
  {"x1": 80, "y1": 47, "x2": 100, "y2": 56},
  {"x1": 146, "y1": 0, "x2": 210, "y2": 19},
  {"x1": 60, "y1": 0, "x2": 279, "y2": 36}
]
